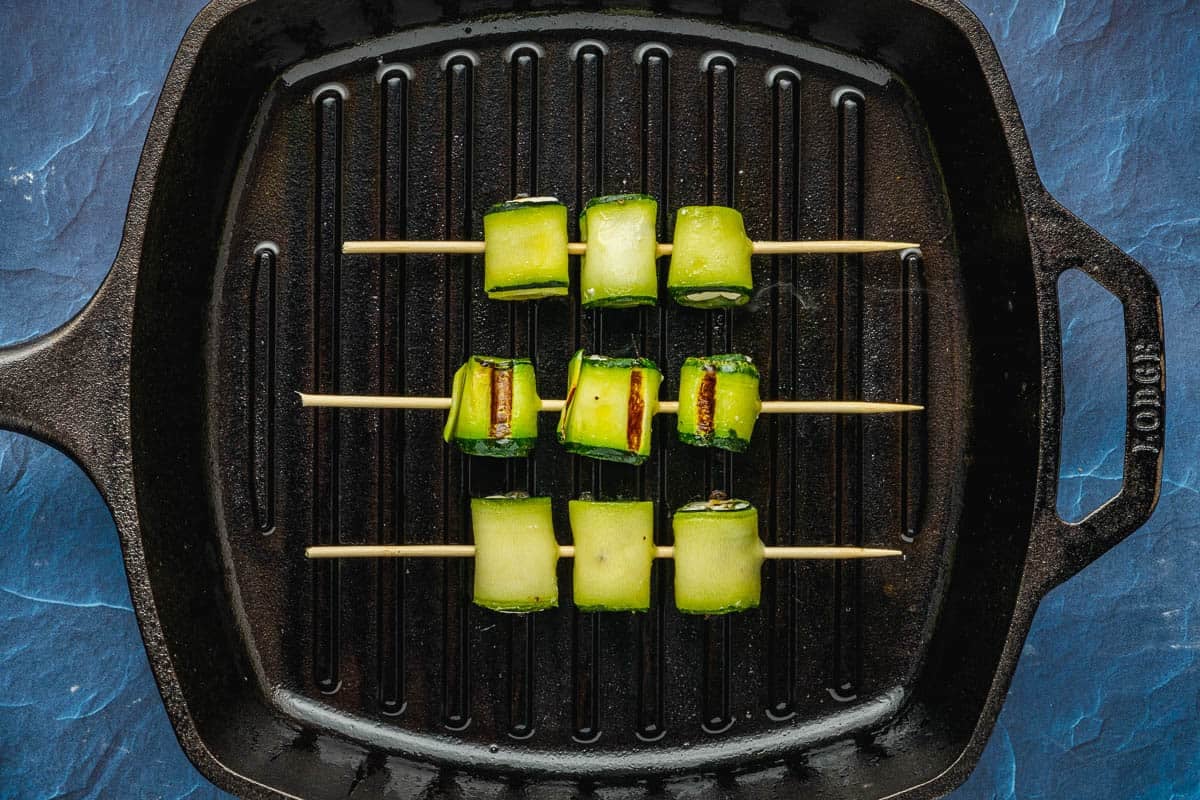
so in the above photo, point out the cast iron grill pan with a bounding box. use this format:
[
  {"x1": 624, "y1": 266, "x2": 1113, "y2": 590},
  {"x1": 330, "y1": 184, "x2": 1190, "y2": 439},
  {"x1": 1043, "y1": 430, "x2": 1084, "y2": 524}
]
[
  {"x1": 218, "y1": 16, "x2": 948, "y2": 768},
  {"x1": 0, "y1": 2, "x2": 1163, "y2": 798}
]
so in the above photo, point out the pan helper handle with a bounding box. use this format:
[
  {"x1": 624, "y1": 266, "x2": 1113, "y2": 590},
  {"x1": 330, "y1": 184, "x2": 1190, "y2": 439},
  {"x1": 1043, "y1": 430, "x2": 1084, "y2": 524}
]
[{"x1": 1031, "y1": 196, "x2": 1165, "y2": 590}]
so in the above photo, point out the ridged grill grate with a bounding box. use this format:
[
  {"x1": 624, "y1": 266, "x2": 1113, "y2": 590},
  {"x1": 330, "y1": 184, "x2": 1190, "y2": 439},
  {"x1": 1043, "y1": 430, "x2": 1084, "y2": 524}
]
[{"x1": 219, "y1": 16, "x2": 952, "y2": 770}]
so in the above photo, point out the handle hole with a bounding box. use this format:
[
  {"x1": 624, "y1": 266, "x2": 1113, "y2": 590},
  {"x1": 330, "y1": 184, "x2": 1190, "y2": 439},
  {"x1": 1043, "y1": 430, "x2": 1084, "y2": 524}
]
[{"x1": 1056, "y1": 269, "x2": 1126, "y2": 522}]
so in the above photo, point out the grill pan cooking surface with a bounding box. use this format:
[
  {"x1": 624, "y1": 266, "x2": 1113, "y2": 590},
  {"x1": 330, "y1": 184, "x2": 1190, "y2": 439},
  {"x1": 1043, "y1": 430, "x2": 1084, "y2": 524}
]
[
  {"x1": 220, "y1": 10, "x2": 950, "y2": 769},
  {"x1": 0, "y1": 1, "x2": 1163, "y2": 798}
]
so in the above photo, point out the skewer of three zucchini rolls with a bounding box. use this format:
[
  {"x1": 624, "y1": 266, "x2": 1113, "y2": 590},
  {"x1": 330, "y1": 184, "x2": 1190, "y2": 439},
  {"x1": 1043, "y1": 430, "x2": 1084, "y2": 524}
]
[{"x1": 444, "y1": 352, "x2": 762, "y2": 462}]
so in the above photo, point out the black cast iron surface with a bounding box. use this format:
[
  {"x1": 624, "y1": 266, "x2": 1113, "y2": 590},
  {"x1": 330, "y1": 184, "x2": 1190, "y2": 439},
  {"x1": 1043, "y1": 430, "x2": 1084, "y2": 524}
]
[
  {"x1": 220, "y1": 5, "x2": 947, "y2": 775},
  {"x1": 0, "y1": 1, "x2": 1163, "y2": 798}
]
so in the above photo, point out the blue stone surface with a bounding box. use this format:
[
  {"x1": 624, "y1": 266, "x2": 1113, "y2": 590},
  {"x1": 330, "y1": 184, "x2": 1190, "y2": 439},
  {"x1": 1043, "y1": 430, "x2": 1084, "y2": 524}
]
[{"x1": 0, "y1": 1, "x2": 1196, "y2": 797}]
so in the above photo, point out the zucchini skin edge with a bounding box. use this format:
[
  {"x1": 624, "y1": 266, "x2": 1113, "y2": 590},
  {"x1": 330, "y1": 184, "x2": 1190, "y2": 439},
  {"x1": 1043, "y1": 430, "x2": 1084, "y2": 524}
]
[
  {"x1": 485, "y1": 198, "x2": 565, "y2": 215},
  {"x1": 668, "y1": 285, "x2": 752, "y2": 308},
  {"x1": 676, "y1": 600, "x2": 761, "y2": 615},
  {"x1": 681, "y1": 354, "x2": 761, "y2": 377},
  {"x1": 454, "y1": 437, "x2": 538, "y2": 458},
  {"x1": 486, "y1": 280, "x2": 570, "y2": 291},
  {"x1": 677, "y1": 431, "x2": 752, "y2": 453},
  {"x1": 581, "y1": 294, "x2": 658, "y2": 309},
  {"x1": 474, "y1": 599, "x2": 559, "y2": 613},
  {"x1": 574, "y1": 603, "x2": 651, "y2": 613},
  {"x1": 561, "y1": 441, "x2": 650, "y2": 465},
  {"x1": 574, "y1": 355, "x2": 661, "y2": 371},
  {"x1": 581, "y1": 192, "x2": 658, "y2": 213}
]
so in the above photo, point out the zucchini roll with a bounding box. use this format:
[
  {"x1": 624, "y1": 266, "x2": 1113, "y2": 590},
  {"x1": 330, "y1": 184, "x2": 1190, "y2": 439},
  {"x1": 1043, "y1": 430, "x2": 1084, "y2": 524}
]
[
  {"x1": 579, "y1": 194, "x2": 659, "y2": 308},
  {"x1": 556, "y1": 350, "x2": 662, "y2": 465},
  {"x1": 483, "y1": 197, "x2": 569, "y2": 300},
  {"x1": 672, "y1": 495, "x2": 764, "y2": 614},
  {"x1": 676, "y1": 354, "x2": 762, "y2": 452},
  {"x1": 443, "y1": 356, "x2": 541, "y2": 457},
  {"x1": 666, "y1": 206, "x2": 754, "y2": 308},
  {"x1": 471, "y1": 495, "x2": 559, "y2": 612},
  {"x1": 569, "y1": 499, "x2": 656, "y2": 611}
]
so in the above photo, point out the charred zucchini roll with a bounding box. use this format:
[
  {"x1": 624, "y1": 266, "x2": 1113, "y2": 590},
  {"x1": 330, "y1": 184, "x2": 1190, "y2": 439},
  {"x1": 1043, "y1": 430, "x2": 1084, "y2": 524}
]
[
  {"x1": 569, "y1": 499, "x2": 657, "y2": 611},
  {"x1": 483, "y1": 197, "x2": 569, "y2": 300},
  {"x1": 556, "y1": 350, "x2": 662, "y2": 465},
  {"x1": 666, "y1": 206, "x2": 754, "y2": 308},
  {"x1": 676, "y1": 354, "x2": 762, "y2": 452},
  {"x1": 471, "y1": 495, "x2": 560, "y2": 612},
  {"x1": 672, "y1": 495, "x2": 764, "y2": 614},
  {"x1": 443, "y1": 356, "x2": 541, "y2": 457},
  {"x1": 579, "y1": 193, "x2": 660, "y2": 309}
]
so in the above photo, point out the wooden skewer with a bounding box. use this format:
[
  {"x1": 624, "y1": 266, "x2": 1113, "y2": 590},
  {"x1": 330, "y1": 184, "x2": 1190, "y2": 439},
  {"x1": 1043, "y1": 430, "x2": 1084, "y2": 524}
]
[
  {"x1": 297, "y1": 393, "x2": 923, "y2": 415},
  {"x1": 305, "y1": 544, "x2": 902, "y2": 560},
  {"x1": 342, "y1": 239, "x2": 919, "y2": 256}
]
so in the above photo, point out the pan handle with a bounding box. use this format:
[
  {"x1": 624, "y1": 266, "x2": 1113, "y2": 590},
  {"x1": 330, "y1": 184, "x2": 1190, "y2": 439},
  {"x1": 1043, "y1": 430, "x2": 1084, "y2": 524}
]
[
  {"x1": 1034, "y1": 197, "x2": 1165, "y2": 589},
  {"x1": 0, "y1": 269, "x2": 133, "y2": 499}
]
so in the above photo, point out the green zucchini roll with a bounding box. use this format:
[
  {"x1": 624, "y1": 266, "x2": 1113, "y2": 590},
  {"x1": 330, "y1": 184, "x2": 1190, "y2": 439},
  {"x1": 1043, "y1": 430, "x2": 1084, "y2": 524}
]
[
  {"x1": 483, "y1": 196, "x2": 569, "y2": 300},
  {"x1": 672, "y1": 495, "x2": 764, "y2": 614},
  {"x1": 579, "y1": 193, "x2": 659, "y2": 309},
  {"x1": 666, "y1": 205, "x2": 754, "y2": 308},
  {"x1": 443, "y1": 356, "x2": 541, "y2": 457},
  {"x1": 676, "y1": 354, "x2": 762, "y2": 452},
  {"x1": 471, "y1": 495, "x2": 559, "y2": 612},
  {"x1": 556, "y1": 350, "x2": 662, "y2": 465},
  {"x1": 569, "y1": 499, "x2": 657, "y2": 611}
]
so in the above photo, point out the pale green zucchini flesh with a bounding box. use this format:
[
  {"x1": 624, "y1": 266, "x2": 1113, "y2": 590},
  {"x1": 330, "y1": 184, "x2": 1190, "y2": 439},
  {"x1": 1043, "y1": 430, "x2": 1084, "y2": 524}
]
[
  {"x1": 483, "y1": 198, "x2": 569, "y2": 300},
  {"x1": 579, "y1": 193, "x2": 659, "y2": 309},
  {"x1": 666, "y1": 205, "x2": 754, "y2": 308},
  {"x1": 569, "y1": 499, "x2": 657, "y2": 611},
  {"x1": 672, "y1": 497, "x2": 764, "y2": 614},
  {"x1": 471, "y1": 496, "x2": 559, "y2": 612}
]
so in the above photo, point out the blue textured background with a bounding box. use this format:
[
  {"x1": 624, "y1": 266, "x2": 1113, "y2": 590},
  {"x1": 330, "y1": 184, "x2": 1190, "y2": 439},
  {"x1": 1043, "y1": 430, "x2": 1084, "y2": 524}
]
[{"x1": 0, "y1": 1, "x2": 1196, "y2": 797}]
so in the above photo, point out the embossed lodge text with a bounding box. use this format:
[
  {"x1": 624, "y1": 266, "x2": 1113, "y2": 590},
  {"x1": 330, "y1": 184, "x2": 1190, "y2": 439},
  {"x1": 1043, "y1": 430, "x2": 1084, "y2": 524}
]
[{"x1": 1131, "y1": 342, "x2": 1162, "y2": 455}]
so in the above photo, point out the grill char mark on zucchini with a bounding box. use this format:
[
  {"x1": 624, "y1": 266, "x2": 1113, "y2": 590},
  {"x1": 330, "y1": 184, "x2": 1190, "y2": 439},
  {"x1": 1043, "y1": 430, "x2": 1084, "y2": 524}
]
[
  {"x1": 557, "y1": 350, "x2": 662, "y2": 464},
  {"x1": 627, "y1": 369, "x2": 645, "y2": 452},
  {"x1": 696, "y1": 366, "x2": 717, "y2": 436},
  {"x1": 489, "y1": 364, "x2": 513, "y2": 438},
  {"x1": 445, "y1": 355, "x2": 540, "y2": 457},
  {"x1": 676, "y1": 354, "x2": 762, "y2": 452}
]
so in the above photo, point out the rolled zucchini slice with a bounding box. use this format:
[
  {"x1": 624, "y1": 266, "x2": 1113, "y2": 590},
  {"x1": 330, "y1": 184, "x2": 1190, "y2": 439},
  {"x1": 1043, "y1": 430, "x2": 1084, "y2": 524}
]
[
  {"x1": 471, "y1": 495, "x2": 560, "y2": 612},
  {"x1": 579, "y1": 193, "x2": 659, "y2": 309},
  {"x1": 556, "y1": 350, "x2": 662, "y2": 465},
  {"x1": 443, "y1": 356, "x2": 541, "y2": 457},
  {"x1": 676, "y1": 354, "x2": 762, "y2": 452},
  {"x1": 666, "y1": 206, "x2": 754, "y2": 308},
  {"x1": 672, "y1": 496, "x2": 764, "y2": 614},
  {"x1": 483, "y1": 197, "x2": 569, "y2": 300},
  {"x1": 569, "y1": 499, "x2": 657, "y2": 611}
]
